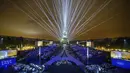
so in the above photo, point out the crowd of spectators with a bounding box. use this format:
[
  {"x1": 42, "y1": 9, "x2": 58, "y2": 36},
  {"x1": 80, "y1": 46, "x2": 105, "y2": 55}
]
[
  {"x1": 85, "y1": 63, "x2": 130, "y2": 73},
  {"x1": 12, "y1": 63, "x2": 45, "y2": 73},
  {"x1": 1, "y1": 44, "x2": 130, "y2": 73},
  {"x1": 18, "y1": 44, "x2": 59, "y2": 65},
  {"x1": 70, "y1": 45, "x2": 110, "y2": 65}
]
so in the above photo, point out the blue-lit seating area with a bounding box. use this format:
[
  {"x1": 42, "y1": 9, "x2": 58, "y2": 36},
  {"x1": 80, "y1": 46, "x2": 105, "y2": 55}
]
[
  {"x1": 70, "y1": 45, "x2": 110, "y2": 65},
  {"x1": 0, "y1": 44, "x2": 130, "y2": 73},
  {"x1": 18, "y1": 45, "x2": 59, "y2": 64},
  {"x1": 24, "y1": 44, "x2": 58, "y2": 64},
  {"x1": 70, "y1": 45, "x2": 87, "y2": 64}
]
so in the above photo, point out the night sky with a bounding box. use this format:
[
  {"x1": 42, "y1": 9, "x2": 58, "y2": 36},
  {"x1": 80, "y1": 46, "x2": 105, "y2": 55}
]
[{"x1": 0, "y1": 0, "x2": 130, "y2": 40}]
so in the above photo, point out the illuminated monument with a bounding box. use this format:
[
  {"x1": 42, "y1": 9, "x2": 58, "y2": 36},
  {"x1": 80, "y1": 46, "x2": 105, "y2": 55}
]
[{"x1": 60, "y1": 31, "x2": 69, "y2": 44}]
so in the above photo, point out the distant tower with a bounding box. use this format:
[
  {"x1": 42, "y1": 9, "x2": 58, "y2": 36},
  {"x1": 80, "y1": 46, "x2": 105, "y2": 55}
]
[{"x1": 60, "y1": 30, "x2": 69, "y2": 44}]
